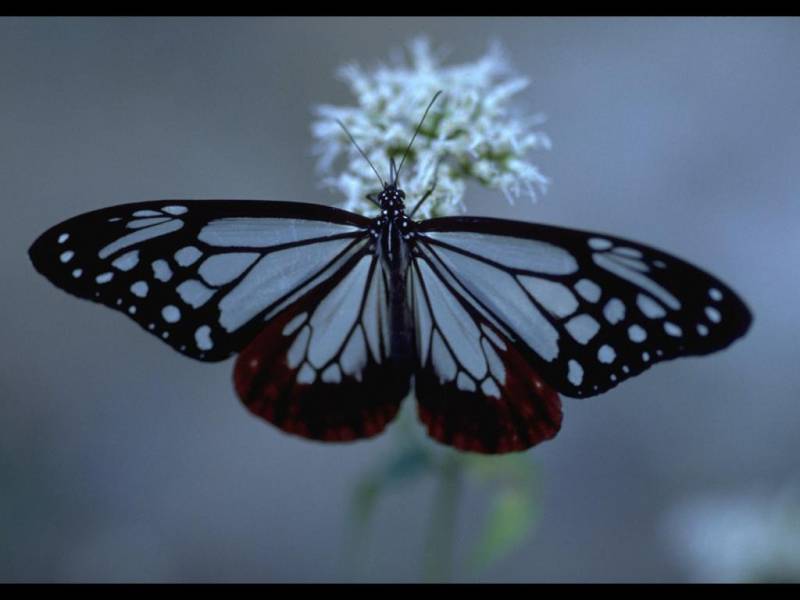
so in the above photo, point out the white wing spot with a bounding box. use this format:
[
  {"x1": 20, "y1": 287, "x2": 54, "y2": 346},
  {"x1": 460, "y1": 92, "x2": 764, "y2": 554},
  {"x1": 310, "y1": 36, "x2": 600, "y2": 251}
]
[
  {"x1": 603, "y1": 298, "x2": 626, "y2": 324},
  {"x1": 72, "y1": 268, "x2": 82, "y2": 278},
  {"x1": 321, "y1": 364, "x2": 342, "y2": 384},
  {"x1": 162, "y1": 205, "x2": 188, "y2": 215},
  {"x1": 622, "y1": 365, "x2": 630, "y2": 374},
  {"x1": 282, "y1": 313, "x2": 308, "y2": 336},
  {"x1": 598, "y1": 344, "x2": 616, "y2": 364},
  {"x1": 128, "y1": 306, "x2": 136, "y2": 315},
  {"x1": 133, "y1": 209, "x2": 161, "y2": 217},
  {"x1": 613, "y1": 246, "x2": 643, "y2": 259},
  {"x1": 664, "y1": 322, "x2": 683, "y2": 337},
  {"x1": 96, "y1": 272, "x2": 113, "y2": 284},
  {"x1": 481, "y1": 338, "x2": 506, "y2": 385},
  {"x1": 589, "y1": 237, "x2": 613, "y2": 250},
  {"x1": 519, "y1": 276, "x2": 579, "y2": 317},
  {"x1": 112, "y1": 250, "x2": 139, "y2": 271},
  {"x1": 195, "y1": 325, "x2": 213, "y2": 351},
  {"x1": 481, "y1": 378, "x2": 501, "y2": 399},
  {"x1": 59, "y1": 250, "x2": 74, "y2": 263},
  {"x1": 575, "y1": 279, "x2": 601, "y2": 303},
  {"x1": 162, "y1": 305, "x2": 181, "y2": 323},
  {"x1": 705, "y1": 306, "x2": 721, "y2": 323},
  {"x1": 456, "y1": 372, "x2": 477, "y2": 392},
  {"x1": 198, "y1": 253, "x2": 259, "y2": 286},
  {"x1": 567, "y1": 359, "x2": 584, "y2": 386},
  {"x1": 58, "y1": 233, "x2": 69, "y2": 244},
  {"x1": 642, "y1": 351, "x2": 650, "y2": 362},
  {"x1": 697, "y1": 324, "x2": 709, "y2": 336},
  {"x1": 98, "y1": 220, "x2": 183, "y2": 259},
  {"x1": 127, "y1": 217, "x2": 170, "y2": 229},
  {"x1": 152, "y1": 260, "x2": 173, "y2": 282},
  {"x1": 709, "y1": 288, "x2": 723, "y2": 302},
  {"x1": 413, "y1": 273, "x2": 433, "y2": 364},
  {"x1": 628, "y1": 324, "x2": 647, "y2": 343},
  {"x1": 175, "y1": 246, "x2": 202, "y2": 267},
  {"x1": 130, "y1": 281, "x2": 149, "y2": 298},
  {"x1": 637, "y1": 294, "x2": 666, "y2": 319},
  {"x1": 565, "y1": 314, "x2": 600, "y2": 344},
  {"x1": 341, "y1": 328, "x2": 368, "y2": 380},
  {"x1": 431, "y1": 331, "x2": 457, "y2": 383},
  {"x1": 176, "y1": 280, "x2": 214, "y2": 308},
  {"x1": 297, "y1": 363, "x2": 316, "y2": 384},
  {"x1": 287, "y1": 326, "x2": 310, "y2": 369},
  {"x1": 480, "y1": 324, "x2": 507, "y2": 351}
]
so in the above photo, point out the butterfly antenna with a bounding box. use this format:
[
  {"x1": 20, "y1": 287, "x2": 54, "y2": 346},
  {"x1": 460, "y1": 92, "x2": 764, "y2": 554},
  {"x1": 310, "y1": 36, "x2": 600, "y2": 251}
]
[
  {"x1": 394, "y1": 90, "x2": 443, "y2": 186},
  {"x1": 336, "y1": 119, "x2": 386, "y2": 189}
]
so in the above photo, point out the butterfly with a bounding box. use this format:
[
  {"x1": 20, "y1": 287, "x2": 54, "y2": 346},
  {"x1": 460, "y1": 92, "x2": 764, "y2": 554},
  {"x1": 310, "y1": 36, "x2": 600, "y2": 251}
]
[{"x1": 28, "y1": 95, "x2": 752, "y2": 454}]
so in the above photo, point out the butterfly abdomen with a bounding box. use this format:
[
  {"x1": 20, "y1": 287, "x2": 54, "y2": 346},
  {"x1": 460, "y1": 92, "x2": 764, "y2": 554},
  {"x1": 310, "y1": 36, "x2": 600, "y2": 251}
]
[{"x1": 374, "y1": 186, "x2": 416, "y2": 369}]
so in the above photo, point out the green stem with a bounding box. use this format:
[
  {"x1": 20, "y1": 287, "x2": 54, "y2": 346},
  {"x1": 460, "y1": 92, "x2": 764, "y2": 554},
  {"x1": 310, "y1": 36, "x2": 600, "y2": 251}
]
[{"x1": 423, "y1": 454, "x2": 462, "y2": 582}]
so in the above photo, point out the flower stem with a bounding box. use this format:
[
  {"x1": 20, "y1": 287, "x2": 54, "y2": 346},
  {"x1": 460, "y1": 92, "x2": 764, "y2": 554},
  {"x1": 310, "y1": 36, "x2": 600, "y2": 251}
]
[{"x1": 423, "y1": 453, "x2": 462, "y2": 582}]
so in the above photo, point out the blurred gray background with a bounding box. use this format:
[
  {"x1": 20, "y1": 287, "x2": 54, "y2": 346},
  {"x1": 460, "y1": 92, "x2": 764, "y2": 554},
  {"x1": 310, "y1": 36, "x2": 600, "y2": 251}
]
[{"x1": 1, "y1": 17, "x2": 798, "y2": 582}]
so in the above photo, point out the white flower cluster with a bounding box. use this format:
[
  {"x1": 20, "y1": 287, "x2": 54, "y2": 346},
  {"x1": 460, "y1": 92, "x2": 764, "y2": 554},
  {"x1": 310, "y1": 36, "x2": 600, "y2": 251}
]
[{"x1": 311, "y1": 39, "x2": 551, "y2": 219}]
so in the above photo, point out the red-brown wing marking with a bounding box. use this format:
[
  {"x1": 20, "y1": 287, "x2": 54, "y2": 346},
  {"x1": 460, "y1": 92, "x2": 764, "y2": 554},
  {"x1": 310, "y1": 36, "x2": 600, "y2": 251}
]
[
  {"x1": 234, "y1": 252, "x2": 411, "y2": 442},
  {"x1": 410, "y1": 257, "x2": 562, "y2": 453}
]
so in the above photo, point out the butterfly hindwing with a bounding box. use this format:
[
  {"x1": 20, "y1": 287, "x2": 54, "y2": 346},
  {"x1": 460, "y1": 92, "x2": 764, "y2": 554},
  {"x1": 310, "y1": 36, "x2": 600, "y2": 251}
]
[
  {"x1": 410, "y1": 255, "x2": 562, "y2": 453},
  {"x1": 28, "y1": 200, "x2": 371, "y2": 361},
  {"x1": 234, "y1": 250, "x2": 411, "y2": 441},
  {"x1": 414, "y1": 216, "x2": 752, "y2": 399}
]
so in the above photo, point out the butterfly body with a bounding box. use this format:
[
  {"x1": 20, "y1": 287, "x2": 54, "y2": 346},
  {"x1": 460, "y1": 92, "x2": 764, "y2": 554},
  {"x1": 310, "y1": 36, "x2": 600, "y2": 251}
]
[{"x1": 372, "y1": 184, "x2": 417, "y2": 370}]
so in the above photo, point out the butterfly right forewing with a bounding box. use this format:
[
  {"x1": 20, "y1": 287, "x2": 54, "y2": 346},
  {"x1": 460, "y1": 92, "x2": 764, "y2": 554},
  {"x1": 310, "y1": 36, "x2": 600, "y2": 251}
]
[{"x1": 413, "y1": 217, "x2": 752, "y2": 399}]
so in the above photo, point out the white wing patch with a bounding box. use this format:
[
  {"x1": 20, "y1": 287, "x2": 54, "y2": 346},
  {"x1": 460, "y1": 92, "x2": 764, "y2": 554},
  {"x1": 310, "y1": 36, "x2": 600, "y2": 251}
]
[
  {"x1": 422, "y1": 244, "x2": 560, "y2": 361},
  {"x1": 424, "y1": 231, "x2": 578, "y2": 274},
  {"x1": 282, "y1": 255, "x2": 389, "y2": 385},
  {"x1": 412, "y1": 261, "x2": 509, "y2": 396},
  {"x1": 216, "y1": 239, "x2": 353, "y2": 333},
  {"x1": 198, "y1": 218, "x2": 361, "y2": 247},
  {"x1": 99, "y1": 219, "x2": 184, "y2": 259}
]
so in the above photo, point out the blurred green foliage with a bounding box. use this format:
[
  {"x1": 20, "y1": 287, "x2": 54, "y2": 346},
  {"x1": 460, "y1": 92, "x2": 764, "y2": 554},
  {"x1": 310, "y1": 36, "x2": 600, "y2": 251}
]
[{"x1": 344, "y1": 404, "x2": 542, "y2": 581}]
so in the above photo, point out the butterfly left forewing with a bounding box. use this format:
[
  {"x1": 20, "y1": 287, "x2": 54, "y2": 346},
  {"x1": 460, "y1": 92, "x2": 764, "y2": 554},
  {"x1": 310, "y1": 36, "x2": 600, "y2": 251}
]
[
  {"x1": 415, "y1": 217, "x2": 752, "y2": 399},
  {"x1": 29, "y1": 200, "x2": 370, "y2": 361}
]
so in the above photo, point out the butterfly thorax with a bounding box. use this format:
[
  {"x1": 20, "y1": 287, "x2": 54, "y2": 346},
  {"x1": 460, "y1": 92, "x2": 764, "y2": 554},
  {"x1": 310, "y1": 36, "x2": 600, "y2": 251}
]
[{"x1": 371, "y1": 183, "x2": 412, "y2": 250}]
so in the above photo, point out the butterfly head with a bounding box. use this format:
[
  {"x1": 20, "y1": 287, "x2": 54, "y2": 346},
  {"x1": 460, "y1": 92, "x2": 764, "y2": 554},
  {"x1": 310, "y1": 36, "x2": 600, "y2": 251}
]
[{"x1": 378, "y1": 184, "x2": 406, "y2": 212}]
